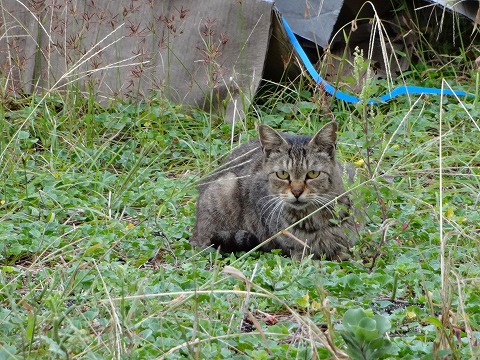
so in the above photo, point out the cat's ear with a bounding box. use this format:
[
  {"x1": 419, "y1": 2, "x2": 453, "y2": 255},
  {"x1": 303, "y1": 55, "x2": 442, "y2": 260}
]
[
  {"x1": 309, "y1": 121, "x2": 337, "y2": 158},
  {"x1": 259, "y1": 125, "x2": 288, "y2": 156}
]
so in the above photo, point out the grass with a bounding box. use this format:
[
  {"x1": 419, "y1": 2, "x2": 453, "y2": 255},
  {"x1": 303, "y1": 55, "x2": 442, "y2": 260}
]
[
  {"x1": 1, "y1": 2, "x2": 480, "y2": 359},
  {"x1": 1, "y1": 81, "x2": 480, "y2": 359}
]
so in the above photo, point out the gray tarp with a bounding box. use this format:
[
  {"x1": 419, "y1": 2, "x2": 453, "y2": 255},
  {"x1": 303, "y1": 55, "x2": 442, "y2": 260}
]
[
  {"x1": 429, "y1": 0, "x2": 479, "y2": 20},
  {"x1": 275, "y1": 0, "x2": 343, "y2": 48}
]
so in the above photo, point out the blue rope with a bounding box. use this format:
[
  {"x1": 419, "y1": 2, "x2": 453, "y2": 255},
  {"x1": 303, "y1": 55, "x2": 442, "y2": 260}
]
[{"x1": 281, "y1": 16, "x2": 473, "y2": 104}]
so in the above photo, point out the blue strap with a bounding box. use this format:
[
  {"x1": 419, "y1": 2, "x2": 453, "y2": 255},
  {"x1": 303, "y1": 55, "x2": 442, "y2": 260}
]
[{"x1": 281, "y1": 16, "x2": 472, "y2": 104}]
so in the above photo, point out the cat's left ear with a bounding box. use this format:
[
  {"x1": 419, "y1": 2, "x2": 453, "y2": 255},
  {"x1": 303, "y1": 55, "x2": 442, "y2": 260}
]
[
  {"x1": 309, "y1": 121, "x2": 337, "y2": 158},
  {"x1": 259, "y1": 125, "x2": 289, "y2": 157}
]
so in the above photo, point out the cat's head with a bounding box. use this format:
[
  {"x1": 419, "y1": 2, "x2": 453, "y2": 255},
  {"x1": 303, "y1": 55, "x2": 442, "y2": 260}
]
[{"x1": 258, "y1": 122, "x2": 340, "y2": 209}]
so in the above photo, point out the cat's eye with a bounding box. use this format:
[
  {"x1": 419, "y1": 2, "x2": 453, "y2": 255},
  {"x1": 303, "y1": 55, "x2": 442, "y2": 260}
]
[
  {"x1": 276, "y1": 171, "x2": 290, "y2": 180},
  {"x1": 306, "y1": 170, "x2": 320, "y2": 179}
]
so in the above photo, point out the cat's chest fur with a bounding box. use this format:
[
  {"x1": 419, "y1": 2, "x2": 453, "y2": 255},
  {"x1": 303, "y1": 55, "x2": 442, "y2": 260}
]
[{"x1": 190, "y1": 122, "x2": 357, "y2": 260}]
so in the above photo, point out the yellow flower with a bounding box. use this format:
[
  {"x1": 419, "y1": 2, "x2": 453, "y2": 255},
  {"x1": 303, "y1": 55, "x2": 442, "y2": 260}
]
[
  {"x1": 445, "y1": 207, "x2": 454, "y2": 220},
  {"x1": 406, "y1": 311, "x2": 416, "y2": 320}
]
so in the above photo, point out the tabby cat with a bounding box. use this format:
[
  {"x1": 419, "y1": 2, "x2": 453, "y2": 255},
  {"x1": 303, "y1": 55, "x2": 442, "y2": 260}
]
[{"x1": 189, "y1": 121, "x2": 357, "y2": 260}]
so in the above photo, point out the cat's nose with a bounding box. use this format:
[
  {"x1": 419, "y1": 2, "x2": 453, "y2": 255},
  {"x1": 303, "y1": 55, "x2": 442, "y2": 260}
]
[{"x1": 291, "y1": 187, "x2": 303, "y2": 198}]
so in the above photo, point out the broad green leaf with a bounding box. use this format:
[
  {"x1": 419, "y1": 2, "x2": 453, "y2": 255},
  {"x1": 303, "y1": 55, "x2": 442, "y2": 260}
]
[
  {"x1": 372, "y1": 314, "x2": 391, "y2": 335},
  {"x1": 357, "y1": 317, "x2": 379, "y2": 341},
  {"x1": 424, "y1": 316, "x2": 443, "y2": 328},
  {"x1": 17, "y1": 130, "x2": 30, "y2": 139},
  {"x1": 343, "y1": 308, "x2": 368, "y2": 330}
]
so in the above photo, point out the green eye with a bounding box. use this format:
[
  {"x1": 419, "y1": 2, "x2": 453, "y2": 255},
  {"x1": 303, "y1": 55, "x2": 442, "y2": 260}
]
[
  {"x1": 306, "y1": 170, "x2": 320, "y2": 179},
  {"x1": 276, "y1": 171, "x2": 290, "y2": 180}
]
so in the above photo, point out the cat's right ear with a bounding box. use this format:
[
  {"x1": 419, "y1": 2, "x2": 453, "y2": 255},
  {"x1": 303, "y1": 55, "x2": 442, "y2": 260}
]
[{"x1": 259, "y1": 125, "x2": 288, "y2": 157}]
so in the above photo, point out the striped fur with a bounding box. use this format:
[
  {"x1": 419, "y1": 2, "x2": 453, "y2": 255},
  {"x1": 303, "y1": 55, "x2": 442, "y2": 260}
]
[{"x1": 190, "y1": 122, "x2": 357, "y2": 260}]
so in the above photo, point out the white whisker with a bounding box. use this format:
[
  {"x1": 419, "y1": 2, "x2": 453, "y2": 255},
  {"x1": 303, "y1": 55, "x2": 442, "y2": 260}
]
[
  {"x1": 258, "y1": 196, "x2": 279, "y2": 217},
  {"x1": 312, "y1": 196, "x2": 336, "y2": 217},
  {"x1": 275, "y1": 202, "x2": 285, "y2": 232},
  {"x1": 264, "y1": 200, "x2": 280, "y2": 225},
  {"x1": 267, "y1": 200, "x2": 284, "y2": 232}
]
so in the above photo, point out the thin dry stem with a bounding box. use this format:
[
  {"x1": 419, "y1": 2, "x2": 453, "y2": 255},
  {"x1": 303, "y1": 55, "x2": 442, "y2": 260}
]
[{"x1": 95, "y1": 260, "x2": 125, "y2": 359}]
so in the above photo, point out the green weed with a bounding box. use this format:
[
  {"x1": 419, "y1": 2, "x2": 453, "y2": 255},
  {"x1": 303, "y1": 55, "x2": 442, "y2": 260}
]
[{"x1": 1, "y1": 1, "x2": 480, "y2": 359}]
